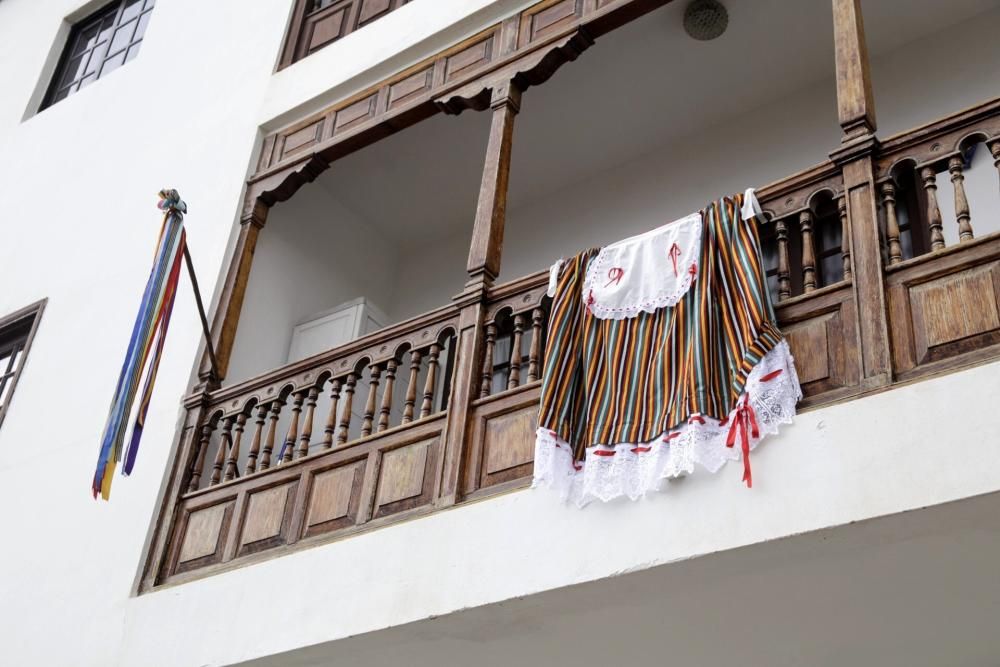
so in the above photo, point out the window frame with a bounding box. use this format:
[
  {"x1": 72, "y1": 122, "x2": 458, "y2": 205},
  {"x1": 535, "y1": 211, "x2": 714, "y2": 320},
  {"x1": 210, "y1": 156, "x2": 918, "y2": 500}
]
[
  {"x1": 40, "y1": 0, "x2": 154, "y2": 111},
  {"x1": 0, "y1": 299, "x2": 46, "y2": 432}
]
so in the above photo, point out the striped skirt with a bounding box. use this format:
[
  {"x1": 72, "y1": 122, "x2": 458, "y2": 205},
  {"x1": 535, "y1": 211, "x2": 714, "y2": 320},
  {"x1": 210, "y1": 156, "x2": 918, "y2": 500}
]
[{"x1": 534, "y1": 194, "x2": 801, "y2": 504}]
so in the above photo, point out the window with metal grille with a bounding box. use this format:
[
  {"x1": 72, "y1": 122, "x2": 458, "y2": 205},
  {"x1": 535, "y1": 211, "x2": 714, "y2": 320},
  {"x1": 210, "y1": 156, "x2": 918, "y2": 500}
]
[
  {"x1": 0, "y1": 300, "x2": 45, "y2": 431},
  {"x1": 42, "y1": 0, "x2": 155, "y2": 109}
]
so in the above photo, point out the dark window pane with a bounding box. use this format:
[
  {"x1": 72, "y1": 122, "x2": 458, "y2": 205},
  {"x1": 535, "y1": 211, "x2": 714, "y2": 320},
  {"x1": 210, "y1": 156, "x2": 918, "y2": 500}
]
[
  {"x1": 821, "y1": 254, "x2": 843, "y2": 286},
  {"x1": 51, "y1": 84, "x2": 75, "y2": 103},
  {"x1": 73, "y1": 23, "x2": 102, "y2": 55},
  {"x1": 44, "y1": 0, "x2": 154, "y2": 110},
  {"x1": 100, "y1": 49, "x2": 127, "y2": 76},
  {"x1": 121, "y1": 0, "x2": 144, "y2": 22},
  {"x1": 57, "y1": 53, "x2": 87, "y2": 87}
]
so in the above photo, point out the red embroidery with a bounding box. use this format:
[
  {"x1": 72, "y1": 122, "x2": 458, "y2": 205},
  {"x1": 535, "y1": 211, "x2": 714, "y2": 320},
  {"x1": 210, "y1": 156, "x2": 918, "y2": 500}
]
[
  {"x1": 760, "y1": 369, "x2": 783, "y2": 382},
  {"x1": 631, "y1": 446, "x2": 652, "y2": 454},
  {"x1": 592, "y1": 449, "x2": 616, "y2": 457},
  {"x1": 725, "y1": 398, "x2": 759, "y2": 488},
  {"x1": 573, "y1": 463, "x2": 583, "y2": 471},
  {"x1": 586, "y1": 289, "x2": 595, "y2": 313},
  {"x1": 605, "y1": 267, "x2": 625, "y2": 287},
  {"x1": 668, "y1": 242, "x2": 682, "y2": 276},
  {"x1": 663, "y1": 432, "x2": 681, "y2": 442},
  {"x1": 689, "y1": 262, "x2": 698, "y2": 280},
  {"x1": 688, "y1": 414, "x2": 706, "y2": 425}
]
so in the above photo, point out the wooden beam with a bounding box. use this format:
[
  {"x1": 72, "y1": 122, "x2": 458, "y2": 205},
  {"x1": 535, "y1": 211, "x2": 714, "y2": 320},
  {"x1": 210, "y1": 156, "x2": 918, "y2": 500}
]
[
  {"x1": 198, "y1": 198, "x2": 268, "y2": 385},
  {"x1": 467, "y1": 81, "x2": 522, "y2": 289},
  {"x1": 832, "y1": 0, "x2": 876, "y2": 140}
]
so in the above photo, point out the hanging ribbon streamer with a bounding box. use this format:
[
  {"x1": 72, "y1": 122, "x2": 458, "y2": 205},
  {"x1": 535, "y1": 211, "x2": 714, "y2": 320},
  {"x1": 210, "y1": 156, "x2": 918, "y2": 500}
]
[{"x1": 92, "y1": 190, "x2": 188, "y2": 500}]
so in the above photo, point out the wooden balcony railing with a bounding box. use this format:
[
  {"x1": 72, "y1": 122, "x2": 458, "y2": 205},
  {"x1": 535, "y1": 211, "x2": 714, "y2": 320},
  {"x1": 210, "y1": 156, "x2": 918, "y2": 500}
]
[{"x1": 153, "y1": 99, "x2": 1000, "y2": 586}]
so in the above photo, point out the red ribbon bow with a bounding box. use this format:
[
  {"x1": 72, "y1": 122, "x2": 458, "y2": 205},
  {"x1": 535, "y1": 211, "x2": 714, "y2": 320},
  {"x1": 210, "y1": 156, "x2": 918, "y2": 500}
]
[
  {"x1": 586, "y1": 289, "x2": 595, "y2": 313},
  {"x1": 605, "y1": 267, "x2": 625, "y2": 287},
  {"x1": 667, "y1": 243, "x2": 681, "y2": 276},
  {"x1": 689, "y1": 262, "x2": 698, "y2": 280},
  {"x1": 725, "y1": 398, "x2": 759, "y2": 488}
]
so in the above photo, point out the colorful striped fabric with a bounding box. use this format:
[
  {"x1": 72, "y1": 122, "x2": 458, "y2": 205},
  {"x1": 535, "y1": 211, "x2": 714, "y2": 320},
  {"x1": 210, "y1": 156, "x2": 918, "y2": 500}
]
[
  {"x1": 538, "y1": 194, "x2": 783, "y2": 465},
  {"x1": 92, "y1": 191, "x2": 187, "y2": 500}
]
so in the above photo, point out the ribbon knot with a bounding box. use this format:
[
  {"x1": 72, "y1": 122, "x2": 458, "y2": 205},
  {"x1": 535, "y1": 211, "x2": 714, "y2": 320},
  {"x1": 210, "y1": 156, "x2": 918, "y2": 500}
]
[
  {"x1": 725, "y1": 397, "x2": 759, "y2": 487},
  {"x1": 157, "y1": 188, "x2": 188, "y2": 215}
]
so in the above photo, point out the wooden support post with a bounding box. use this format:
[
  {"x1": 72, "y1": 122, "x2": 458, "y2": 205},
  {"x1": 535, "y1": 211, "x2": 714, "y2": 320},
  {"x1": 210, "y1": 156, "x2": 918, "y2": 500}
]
[
  {"x1": 832, "y1": 0, "x2": 876, "y2": 142},
  {"x1": 198, "y1": 198, "x2": 268, "y2": 386},
  {"x1": 830, "y1": 0, "x2": 892, "y2": 389},
  {"x1": 439, "y1": 80, "x2": 522, "y2": 505},
  {"x1": 466, "y1": 82, "x2": 522, "y2": 289}
]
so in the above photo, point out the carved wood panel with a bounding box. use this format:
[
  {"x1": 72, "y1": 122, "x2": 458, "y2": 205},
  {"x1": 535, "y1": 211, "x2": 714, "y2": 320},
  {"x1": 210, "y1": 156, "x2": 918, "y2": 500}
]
[
  {"x1": 776, "y1": 285, "x2": 860, "y2": 403},
  {"x1": 465, "y1": 385, "x2": 541, "y2": 495},
  {"x1": 887, "y1": 237, "x2": 1000, "y2": 377},
  {"x1": 519, "y1": 0, "x2": 583, "y2": 48},
  {"x1": 303, "y1": 459, "x2": 367, "y2": 537},
  {"x1": 236, "y1": 481, "x2": 298, "y2": 557},
  {"x1": 372, "y1": 436, "x2": 438, "y2": 519},
  {"x1": 445, "y1": 36, "x2": 495, "y2": 83},
  {"x1": 172, "y1": 500, "x2": 235, "y2": 575}
]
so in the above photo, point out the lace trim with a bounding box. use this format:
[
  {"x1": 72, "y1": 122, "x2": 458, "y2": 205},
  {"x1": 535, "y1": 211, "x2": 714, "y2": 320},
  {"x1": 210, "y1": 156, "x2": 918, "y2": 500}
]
[
  {"x1": 582, "y1": 213, "x2": 702, "y2": 320},
  {"x1": 532, "y1": 340, "x2": 801, "y2": 506}
]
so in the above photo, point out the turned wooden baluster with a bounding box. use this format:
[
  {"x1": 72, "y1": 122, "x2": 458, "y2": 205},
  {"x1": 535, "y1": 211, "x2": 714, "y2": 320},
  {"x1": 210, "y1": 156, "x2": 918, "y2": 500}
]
[
  {"x1": 480, "y1": 322, "x2": 497, "y2": 398},
  {"x1": 402, "y1": 350, "x2": 421, "y2": 425},
  {"x1": 322, "y1": 379, "x2": 341, "y2": 449},
  {"x1": 210, "y1": 416, "x2": 234, "y2": 486},
  {"x1": 990, "y1": 140, "x2": 1000, "y2": 190},
  {"x1": 920, "y1": 166, "x2": 946, "y2": 251},
  {"x1": 296, "y1": 386, "x2": 319, "y2": 458},
  {"x1": 528, "y1": 308, "x2": 544, "y2": 382},
  {"x1": 336, "y1": 373, "x2": 357, "y2": 445},
  {"x1": 775, "y1": 218, "x2": 791, "y2": 301},
  {"x1": 948, "y1": 155, "x2": 974, "y2": 242},
  {"x1": 799, "y1": 210, "x2": 817, "y2": 293},
  {"x1": 281, "y1": 391, "x2": 304, "y2": 463},
  {"x1": 361, "y1": 364, "x2": 381, "y2": 438},
  {"x1": 507, "y1": 314, "x2": 525, "y2": 389},
  {"x1": 187, "y1": 422, "x2": 215, "y2": 492},
  {"x1": 223, "y1": 413, "x2": 246, "y2": 482},
  {"x1": 838, "y1": 196, "x2": 852, "y2": 280},
  {"x1": 420, "y1": 343, "x2": 441, "y2": 419},
  {"x1": 245, "y1": 403, "x2": 268, "y2": 474},
  {"x1": 377, "y1": 360, "x2": 397, "y2": 432},
  {"x1": 259, "y1": 399, "x2": 282, "y2": 471},
  {"x1": 880, "y1": 182, "x2": 902, "y2": 265}
]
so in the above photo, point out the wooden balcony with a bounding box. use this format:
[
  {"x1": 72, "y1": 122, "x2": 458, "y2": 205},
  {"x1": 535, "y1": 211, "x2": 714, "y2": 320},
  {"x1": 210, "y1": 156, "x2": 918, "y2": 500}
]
[
  {"x1": 279, "y1": 0, "x2": 414, "y2": 69},
  {"x1": 148, "y1": 97, "x2": 1000, "y2": 587}
]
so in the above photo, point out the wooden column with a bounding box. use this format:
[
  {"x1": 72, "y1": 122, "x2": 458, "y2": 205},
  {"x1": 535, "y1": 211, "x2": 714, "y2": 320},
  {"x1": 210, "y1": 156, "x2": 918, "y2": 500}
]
[
  {"x1": 830, "y1": 0, "x2": 892, "y2": 388},
  {"x1": 440, "y1": 79, "x2": 523, "y2": 506},
  {"x1": 198, "y1": 199, "x2": 268, "y2": 386},
  {"x1": 832, "y1": 0, "x2": 876, "y2": 141},
  {"x1": 466, "y1": 82, "x2": 522, "y2": 287}
]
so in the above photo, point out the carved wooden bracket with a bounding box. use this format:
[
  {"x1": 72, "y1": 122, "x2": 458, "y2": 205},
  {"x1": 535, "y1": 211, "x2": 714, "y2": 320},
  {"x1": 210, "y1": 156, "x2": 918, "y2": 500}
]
[{"x1": 435, "y1": 30, "x2": 593, "y2": 115}]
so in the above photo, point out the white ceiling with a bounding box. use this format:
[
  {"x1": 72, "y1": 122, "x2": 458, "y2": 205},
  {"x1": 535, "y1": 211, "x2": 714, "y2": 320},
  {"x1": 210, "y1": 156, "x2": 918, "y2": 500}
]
[
  {"x1": 314, "y1": 0, "x2": 1000, "y2": 243},
  {"x1": 237, "y1": 490, "x2": 1000, "y2": 667}
]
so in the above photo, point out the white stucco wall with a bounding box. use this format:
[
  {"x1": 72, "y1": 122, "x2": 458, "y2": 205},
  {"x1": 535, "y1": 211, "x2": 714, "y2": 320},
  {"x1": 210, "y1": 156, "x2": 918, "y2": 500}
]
[{"x1": 0, "y1": 1, "x2": 999, "y2": 666}]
